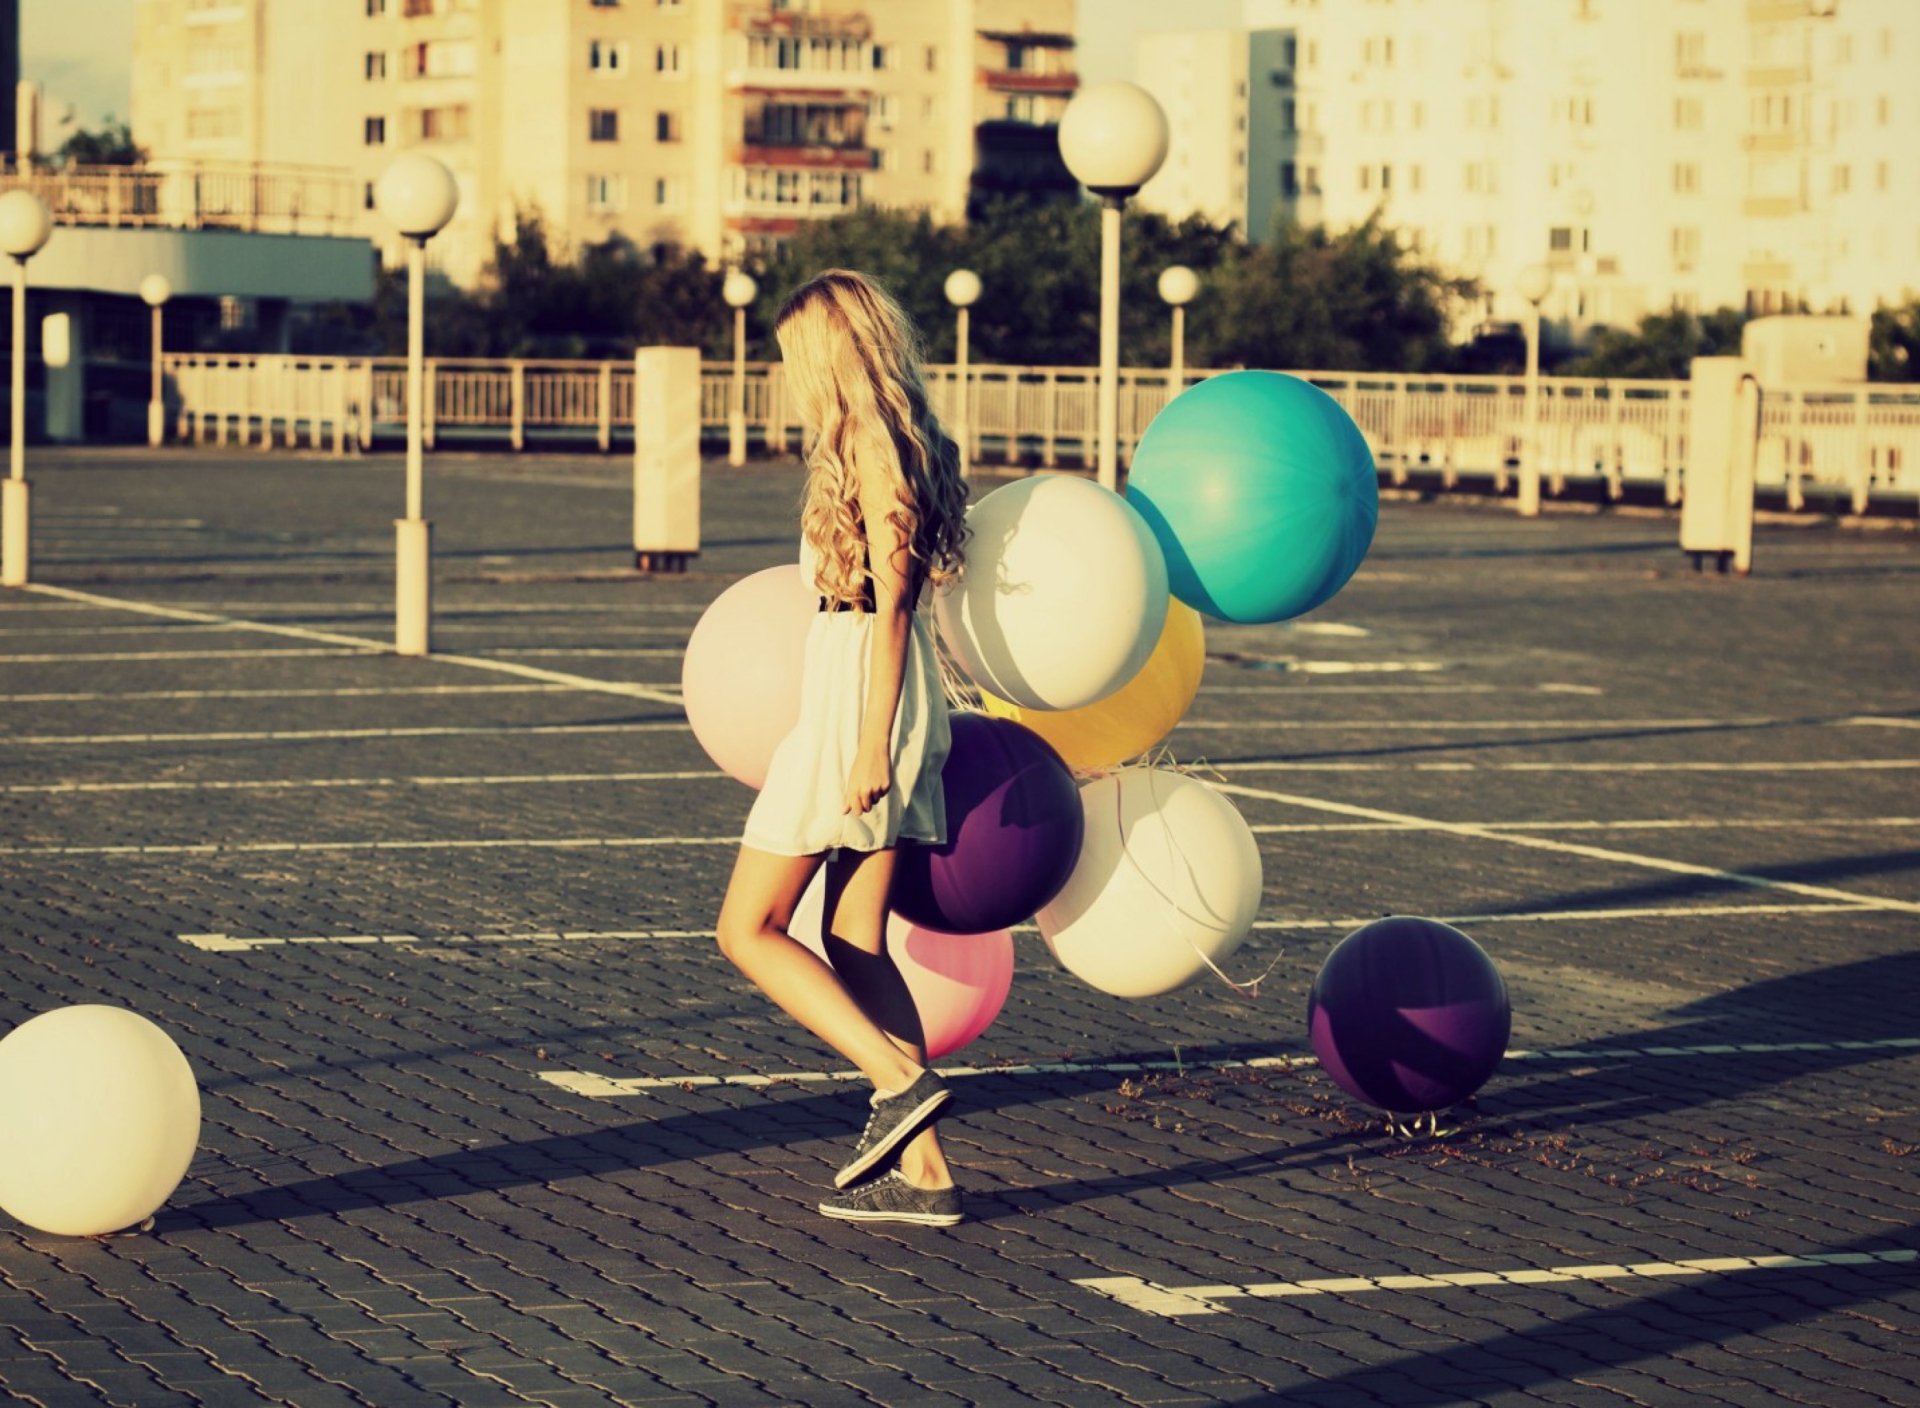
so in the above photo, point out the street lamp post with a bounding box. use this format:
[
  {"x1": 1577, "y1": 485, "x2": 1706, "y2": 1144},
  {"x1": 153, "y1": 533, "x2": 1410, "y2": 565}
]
[
  {"x1": 374, "y1": 154, "x2": 459, "y2": 656},
  {"x1": 1059, "y1": 81, "x2": 1169, "y2": 493},
  {"x1": 1157, "y1": 264, "x2": 1199, "y2": 393},
  {"x1": 0, "y1": 189, "x2": 52, "y2": 589},
  {"x1": 141, "y1": 273, "x2": 172, "y2": 449},
  {"x1": 722, "y1": 270, "x2": 757, "y2": 469},
  {"x1": 1516, "y1": 262, "x2": 1553, "y2": 518},
  {"x1": 943, "y1": 268, "x2": 980, "y2": 473}
]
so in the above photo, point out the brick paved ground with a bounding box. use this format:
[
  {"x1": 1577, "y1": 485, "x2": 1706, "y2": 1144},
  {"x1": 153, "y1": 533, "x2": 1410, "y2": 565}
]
[{"x1": 1, "y1": 445, "x2": 1917, "y2": 1406}]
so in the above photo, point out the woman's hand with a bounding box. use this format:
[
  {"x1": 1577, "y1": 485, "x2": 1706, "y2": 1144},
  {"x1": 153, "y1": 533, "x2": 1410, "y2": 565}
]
[{"x1": 843, "y1": 744, "x2": 894, "y2": 816}]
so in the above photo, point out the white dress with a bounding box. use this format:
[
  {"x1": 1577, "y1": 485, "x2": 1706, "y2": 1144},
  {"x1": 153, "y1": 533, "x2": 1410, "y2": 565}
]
[{"x1": 742, "y1": 535, "x2": 951, "y2": 858}]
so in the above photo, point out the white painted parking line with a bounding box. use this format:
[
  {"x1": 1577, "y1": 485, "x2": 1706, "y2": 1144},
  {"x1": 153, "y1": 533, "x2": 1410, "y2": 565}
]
[
  {"x1": 1215, "y1": 781, "x2": 1920, "y2": 916},
  {"x1": 539, "y1": 1035, "x2": 1920, "y2": 1098},
  {"x1": 6, "y1": 768, "x2": 724, "y2": 795},
  {"x1": 1218, "y1": 758, "x2": 1920, "y2": 774},
  {"x1": 0, "y1": 647, "x2": 379, "y2": 663},
  {"x1": 0, "y1": 623, "x2": 256, "y2": 638},
  {"x1": 1078, "y1": 1249, "x2": 1920, "y2": 1317},
  {"x1": 19, "y1": 583, "x2": 684, "y2": 707},
  {"x1": 0, "y1": 684, "x2": 579, "y2": 705},
  {"x1": 166, "y1": 900, "x2": 1892, "y2": 952},
  {"x1": 0, "y1": 721, "x2": 688, "y2": 747},
  {"x1": 1246, "y1": 818, "x2": 1920, "y2": 835},
  {"x1": 1851, "y1": 716, "x2": 1920, "y2": 729},
  {"x1": 0, "y1": 833, "x2": 733, "y2": 858},
  {"x1": 1184, "y1": 716, "x2": 1877, "y2": 731}
]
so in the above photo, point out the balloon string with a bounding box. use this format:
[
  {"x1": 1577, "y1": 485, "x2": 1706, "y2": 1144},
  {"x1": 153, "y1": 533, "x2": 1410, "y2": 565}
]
[{"x1": 1098, "y1": 755, "x2": 1296, "y2": 1000}]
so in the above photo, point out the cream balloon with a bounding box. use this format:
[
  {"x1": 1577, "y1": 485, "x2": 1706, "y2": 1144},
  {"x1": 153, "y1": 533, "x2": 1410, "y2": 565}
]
[
  {"x1": 0, "y1": 1006, "x2": 201, "y2": 1236},
  {"x1": 936, "y1": 476, "x2": 1168, "y2": 711},
  {"x1": 1037, "y1": 770, "x2": 1263, "y2": 999}
]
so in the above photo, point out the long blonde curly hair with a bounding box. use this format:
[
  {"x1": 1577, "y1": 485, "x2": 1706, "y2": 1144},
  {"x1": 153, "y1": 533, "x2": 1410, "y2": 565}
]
[{"x1": 775, "y1": 269, "x2": 967, "y2": 606}]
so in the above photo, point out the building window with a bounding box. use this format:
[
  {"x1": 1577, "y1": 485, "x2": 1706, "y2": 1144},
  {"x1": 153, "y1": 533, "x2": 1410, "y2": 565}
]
[
  {"x1": 1409, "y1": 163, "x2": 1422, "y2": 192},
  {"x1": 871, "y1": 44, "x2": 892, "y2": 71},
  {"x1": 367, "y1": 0, "x2": 386, "y2": 14},
  {"x1": 1379, "y1": 163, "x2": 1392, "y2": 191},
  {"x1": 1303, "y1": 164, "x2": 1319, "y2": 195},
  {"x1": 1549, "y1": 226, "x2": 1574, "y2": 252},
  {"x1": 404, "y1": 40, "x2": 476, "y2": 79},
  {"x1": 655, "y1": 177, "x2": 683, "y2": 208},
  {"x1": 590, "y1": 109, "x2": 620, "y2": 142},
  {"x1": 1280, "y1": 98, "x2": 1296, "y2": 132},
  {"x1": 925, "y1": 45, "x2": 939, "y2": 72},
  {"x1": 657, "y1": 43, "x2": 684, "y2": 75},
  {"x1": 1876, "y1": 95, "x2": 1890, "y2": 125},
  {"x1": 874, "y1": 146, "x2": 893, "y2": 172},
  {"x1": 365, "y1": 51, "x2": 387, "y2": 81},
  {"x1": 658, "y1": 0, "x2": 683, "y2": 8},
  {"x1": 1671, "y1": 227, "x2": 1700, "y2": 270},
  {"x1": 921, "y1": 96, "x2": 936, "y2": 122},
  {"x1": 590, "y1": 39, "x2": 629, "y2": 73},
  {"x1": 1280, "y1": 161, "x2": 1297, "y2": 196},
  {"x1": 1674, "y1": 96, "x2": 1703, "y2": 129},
  {"x1": 415, "y1": 105, "x2": 470, "y2": 142},
  {"x1": 1832, "y1": 164, "x2": 1851, "y2": 194},
  {"x1": 364, "y1": 115, "x2": 387, "y2": 145},
  {"x1": 592, "y1": 0, "x2": 620, "y2": 7},
  {"x1": 587, "y1": 175, "x2": 627, "y2": 212},
  {"x1": 923, "y1": 148, "x2": 937, "y2": 174},
  {"x1": 364, "y1": 181, "x2": 376, "y2": 210},
  {"x1": 656, "y1": 110, "x2": 681, "y2": 142},
  {"x1": 1464, "y1": 161, "x2": 1496, "y2": 193},
  {"x1": 1673, "y1": 161, "x2": 1700, "y2": 194},
  {"x1": 1675, "y1": 31, "x2": 1706, "y2": 73},
  {"x1": 1358, "y1": 164, "x2": 1370, "y2": 192},
  {"x1": 1410, "y1": 100, "x2": 1425, "y2": 129}
]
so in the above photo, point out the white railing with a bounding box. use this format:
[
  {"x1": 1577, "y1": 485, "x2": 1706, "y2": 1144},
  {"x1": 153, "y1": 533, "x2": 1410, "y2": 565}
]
[
  {"x1": 0, "y1": 160, "x2": 361, "y2": 236},
  {"x1": 156, "y1": 353, "x2": 1920, "y2": 511}
]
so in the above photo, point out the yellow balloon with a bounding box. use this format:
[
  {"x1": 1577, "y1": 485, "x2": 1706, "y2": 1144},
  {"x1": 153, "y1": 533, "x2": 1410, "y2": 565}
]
[{"x1": 981, "y1": 599, "x2": 1204, "y2": 772}]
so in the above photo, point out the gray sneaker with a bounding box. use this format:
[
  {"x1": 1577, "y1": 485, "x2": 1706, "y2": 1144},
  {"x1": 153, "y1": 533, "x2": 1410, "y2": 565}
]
[
  {"x1": 834, "y1": 1069, "x2": 950, "y2": 1189},
  {"x1": 819, "y1": 1169, "x2": 963, "y2": 1227}
]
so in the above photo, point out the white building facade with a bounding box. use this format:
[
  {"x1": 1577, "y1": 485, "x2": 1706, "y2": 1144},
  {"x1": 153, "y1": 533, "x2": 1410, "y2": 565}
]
[
  {"x1": 1134, "y1": 0, "x2": 1918, "y2": 335},
  {"x1": 131, "y1": 0, "x2": 1077, "y2": 286}
]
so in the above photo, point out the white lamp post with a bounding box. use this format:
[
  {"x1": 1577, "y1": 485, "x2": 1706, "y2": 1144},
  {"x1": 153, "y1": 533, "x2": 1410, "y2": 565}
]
[
  {"x1": 722, "y1": 269, "x2": 757, "y2": 468},
  {"x1": 0, "y1": 189, "x2": 52, "y2": 588},
  {"x1": 944, "y1": 268, "x2": 981, "y2": 473},
  {"x1": 1059, "y1": 81, "x2": 1169, "y2": 492},
  {"x1": 140, "y1": 273, "x2": 172, "y2": 449},
  {"x1": 1157, "y1": 264, "x2": 1199, "y2": 393},
  {"x1": 1516, "y1": 262, "x2": 1553, "y2": 518},
  {"x1": 374, "y1": 154, "x2": 459, "y2": 656}
]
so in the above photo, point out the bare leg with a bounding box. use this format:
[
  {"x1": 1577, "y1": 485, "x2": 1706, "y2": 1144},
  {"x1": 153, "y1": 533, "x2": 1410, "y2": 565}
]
[
  {"x1": 819, "y1": 848, "x2": 953, "y2": 1191},
  {"x1": 715, "y1": 845, "x2": 923, "y2": 1094}
]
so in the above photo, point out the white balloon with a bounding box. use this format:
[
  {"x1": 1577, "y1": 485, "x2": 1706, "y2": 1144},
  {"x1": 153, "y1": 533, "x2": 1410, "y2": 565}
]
[
  {"x1": 0, "y1": 1006, "x2": 201, "y2": 1236},
  {"x1": 1037, "y1": 770, "x2": 1263, "y2": 999},
  {"x1": 937, "y1": 476, "x2": 1168, "y2": 711}
]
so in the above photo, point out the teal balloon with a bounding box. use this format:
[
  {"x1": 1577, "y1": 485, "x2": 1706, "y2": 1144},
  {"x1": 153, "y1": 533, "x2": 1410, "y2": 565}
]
[{"x1": 1125, "y1": 371, "x2": 1378, "y2": 624}]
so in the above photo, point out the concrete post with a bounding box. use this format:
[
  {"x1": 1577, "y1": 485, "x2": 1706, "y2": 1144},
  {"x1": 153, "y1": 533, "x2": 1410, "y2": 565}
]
[{"x1": 634, "y1": 346, "x2": 701, "y2": 572}]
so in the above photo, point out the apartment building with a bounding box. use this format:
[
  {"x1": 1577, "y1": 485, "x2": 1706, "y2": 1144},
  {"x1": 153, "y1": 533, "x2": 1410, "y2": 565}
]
[
  {"x1": 130, "y1": 0, "x2": 1077, "y2": 285},
  {"x1": 1134, "y1": 0, "x2": 1918, "y2": 333}
]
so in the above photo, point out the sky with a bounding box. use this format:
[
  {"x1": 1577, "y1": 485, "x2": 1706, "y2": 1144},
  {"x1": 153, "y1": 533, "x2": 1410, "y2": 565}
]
[{"x1": 22, "y1": 0, "x2": 1243, "y2": 135}]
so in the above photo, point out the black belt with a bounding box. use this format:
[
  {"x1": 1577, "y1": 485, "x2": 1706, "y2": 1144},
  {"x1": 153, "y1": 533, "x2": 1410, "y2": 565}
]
[{"x1": 818, "y1": 596, "x2": 873, "y2": 613}]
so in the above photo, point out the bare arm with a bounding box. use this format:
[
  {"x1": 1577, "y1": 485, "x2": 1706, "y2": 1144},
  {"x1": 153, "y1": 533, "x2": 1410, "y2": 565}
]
[{"x1": 843, "y1": 433, "x2": 915, "y2": 817}]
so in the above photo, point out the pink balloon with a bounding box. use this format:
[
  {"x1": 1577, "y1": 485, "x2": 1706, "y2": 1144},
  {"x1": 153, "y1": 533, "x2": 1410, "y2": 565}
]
[
  {"x1": 789, "y1": 874, "x2": 1014, "y2": 1059},
  {"x1": 681, "y1": 565, "x2": 817, "y2": 788}
]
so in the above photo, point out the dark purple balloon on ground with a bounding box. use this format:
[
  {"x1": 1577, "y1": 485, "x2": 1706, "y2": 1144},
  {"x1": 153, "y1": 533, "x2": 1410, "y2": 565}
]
[
  {"x1": 1307, "y1": 917, "x2": 1512, "y2": 1115},
  {"x1": 892, "y1": 713, "x2": 1084, "y2": 936}
]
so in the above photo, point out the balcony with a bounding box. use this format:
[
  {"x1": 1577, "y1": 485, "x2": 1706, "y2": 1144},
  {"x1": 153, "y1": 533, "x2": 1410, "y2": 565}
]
[
  {"x1": 736, "y1": 143, "x2": 876, "y2": 171},
  {"x1": 1743, "y1": 195, "x2": 1801, "y2": 218},
  {"x1": 981, "y1": 69, "x2": 1079, "y2": 96}
]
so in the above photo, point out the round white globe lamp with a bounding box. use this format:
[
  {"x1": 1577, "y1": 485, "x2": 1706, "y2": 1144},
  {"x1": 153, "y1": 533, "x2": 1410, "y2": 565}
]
[
  {"x1": 0, "y1": 189, "x2": 52, "y2": 588},
  {"x1": 722, "y1": 271, "x2": 758, "y2": 467},
  {"x1": 1058, "y1": 81, "x2": 1170, "y2": 492},
  {"x1": 140, "y1": 274, "x2": 174, "y2": 448},
  {"x1": 945, "y1": 269, "x2": 982, "y2": 472},
  {"x1": 374, "y1": 154, "x2": 459, "y2": 657},
  {"x1": 1516, "y1": 262, "x2": 1553, "y2": 519},
  {"x1": 1158, "y1": 265, "x2": 1199, "y2": 389}
]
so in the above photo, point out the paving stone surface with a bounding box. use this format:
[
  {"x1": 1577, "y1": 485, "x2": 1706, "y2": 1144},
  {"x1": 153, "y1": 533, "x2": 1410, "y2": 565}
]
[{"x1": 1, "y1": 446, "x2": 1918, "y2": 1406}]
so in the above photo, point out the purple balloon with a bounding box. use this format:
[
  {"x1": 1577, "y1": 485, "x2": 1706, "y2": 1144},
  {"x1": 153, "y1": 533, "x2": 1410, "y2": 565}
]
[
  {"x1": 1307, "y1": 917, "x2": 1511, "y2": 1115},
  {"x1": 893, "y1": 713, "x2": 1084, "y2": 936}
]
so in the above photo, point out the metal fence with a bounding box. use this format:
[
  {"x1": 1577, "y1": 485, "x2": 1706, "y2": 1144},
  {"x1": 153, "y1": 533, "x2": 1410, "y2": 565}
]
[
  {"x1": 157, "y1": 353, "x2": 1920, "y2": 511},
  {"x1": 0, "y1": 161, "x2": 363, "y2": 236}
]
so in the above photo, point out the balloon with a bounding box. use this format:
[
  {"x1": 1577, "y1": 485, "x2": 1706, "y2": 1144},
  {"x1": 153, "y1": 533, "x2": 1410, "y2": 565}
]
[
  {"x1": 936, "y1": 475, "x2": 1168, "y2": 710},
  {"x1": 892, "y1": 713, "x2": 1084, "y2": 935},
  {"x1": 1037, "y1": 769, "x2": 1263, "y2": 999},
  {"x1": 1307, "y1": 917, "x2": 1511, "y2": 1115},
  {"x1": 788, "y1": 872, "x2": 1013, "y2": 1060},
  {"x1": 0, "y1": 1006, "x2": 201, "y2": 1237},
  {"x1": 681, "y1": 565, "x2": 817, "y2": 788},
  {"x1": 1126, "y1": 370, "x2": 1378, "y2": 624},
  {"x1": 980, "y1": 599, "x2": 1205, "y2": 773}
]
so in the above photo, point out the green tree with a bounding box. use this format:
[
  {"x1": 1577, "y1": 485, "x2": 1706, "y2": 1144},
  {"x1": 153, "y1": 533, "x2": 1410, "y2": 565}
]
[
  {"x1": 1556, "y1": 308, "x2": 1746, "y2": 380},
  {"x1": 55, "y1": 118, "x2": 146, "y2": 167},
  {"x1": 1868, "y1": 300, "x2": 1919, "y2": 382}
]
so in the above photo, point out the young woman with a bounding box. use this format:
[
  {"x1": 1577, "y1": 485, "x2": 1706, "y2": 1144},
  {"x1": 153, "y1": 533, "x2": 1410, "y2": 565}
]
[{"x1": 714, "y1": 270, "x2": 970, "y2": 1227}]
